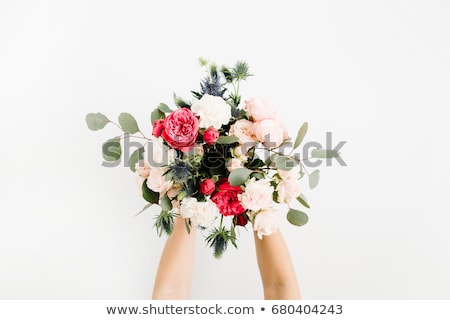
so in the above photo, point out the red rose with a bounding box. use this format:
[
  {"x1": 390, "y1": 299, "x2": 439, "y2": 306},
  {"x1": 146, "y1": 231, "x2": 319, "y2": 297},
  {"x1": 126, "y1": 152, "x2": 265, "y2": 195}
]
[
  {"x1": 152, "y1": 119, "x2": 165, "y2": 138},
  {"x1": 203, "y1": 126, "x2": 219, "y2": 145},
  {"x1": 200, "y1": 178, "x2": 215, "y2": 195},
  {"x1": 234, "y1": 213, "x2": 248, "y2": 226},
  {"x1": 161, "y1": 108, "x2": 199, "y2": 152},
  {"x1": 211, "y1": 178, "x2": 246, "y2": 216}
]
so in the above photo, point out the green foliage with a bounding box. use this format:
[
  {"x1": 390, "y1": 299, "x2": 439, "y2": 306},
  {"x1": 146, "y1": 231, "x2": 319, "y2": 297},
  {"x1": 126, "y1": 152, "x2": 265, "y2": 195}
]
[
  {"x1": 311, "y1": 149, "x2": 340, "y2": 158},
  {"x1": 287, "y1": 209, "x2": 309, "y2": 227},
  {"x1": 294, "y1": 122, "x2": 308, "y2": 149},
  {"x1": 157, "y1": 103, "x2": 173, "y2": 113},
  {"x1": 216, "y1": 136, "x2": 239, "y2": 145},
  {"x1": 309, "y1": 170, "x2": 320, "y2": 189},
  {"x1": 86, "y1": 113, "x2": 109, "y2": 131},
  {"x1": 118, "y1": 112, "x2": 139, "y2": 134},
  {"x1": 173, "y1": 93, "x2": 191, "y2": 108},
  {"x1": 151, "y1": 108, "x2": 165, "y2": 124},
  {"x1": 142, "y1": 179, "x2": 159, "y2": 204},
  {"x1": 228, "y1": 168, "x2": 252, "y2": 186},
  {"x1": 128, "y1": 147, "x2": 144, "y2": 172},
  {"x1": 275, "y1": 156, "x2": 296, "y2": 171},
  {"x1": 296, "y1": 193, "x2": 310, "y2": 208},
  {"x1": 160, "y1": 194, "x2": 173, "y2": 212},
  {"x1": 102, "y1": 137, "x2": 121, "y2": 161},
  {"x1": 135, "y1": 203, "x2": 153, "y2": 216}
]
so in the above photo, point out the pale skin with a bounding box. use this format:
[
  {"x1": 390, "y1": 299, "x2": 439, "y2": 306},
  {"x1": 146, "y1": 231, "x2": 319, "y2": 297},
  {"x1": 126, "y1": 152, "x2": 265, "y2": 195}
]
[{"x1": 152, "y1": 217, "x2": 301, "y2": 300}]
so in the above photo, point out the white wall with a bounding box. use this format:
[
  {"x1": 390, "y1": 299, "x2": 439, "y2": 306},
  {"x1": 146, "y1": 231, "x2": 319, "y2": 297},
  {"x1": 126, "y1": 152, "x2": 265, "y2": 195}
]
[{"x1": 1, "y1": 0, "x2": 449, "y2": 299}]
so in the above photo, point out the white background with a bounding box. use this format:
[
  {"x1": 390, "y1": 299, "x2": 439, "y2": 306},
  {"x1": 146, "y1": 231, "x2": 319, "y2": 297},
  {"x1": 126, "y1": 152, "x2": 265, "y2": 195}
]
[{"x1": 1, "y1": 0, "x2": 449, "y2": 299}]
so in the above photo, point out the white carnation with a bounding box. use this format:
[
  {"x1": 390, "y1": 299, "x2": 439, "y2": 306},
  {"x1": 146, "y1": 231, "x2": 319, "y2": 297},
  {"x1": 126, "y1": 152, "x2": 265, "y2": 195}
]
[
  {"x1": 253, "y1": 207, "x2": 280, "y2": 239},
  {"x1": 191, "y1": 94, "x2": 231, "y2": 129},
  {"x1": 179, "y1": 197, "x2": 198, "y2": 219},
  {"x1": 191, "y1": 199, "x2": 220, "y2": 228},
  {"x1": 179, "y1": 197, "x2": 220, "y2": 228}
]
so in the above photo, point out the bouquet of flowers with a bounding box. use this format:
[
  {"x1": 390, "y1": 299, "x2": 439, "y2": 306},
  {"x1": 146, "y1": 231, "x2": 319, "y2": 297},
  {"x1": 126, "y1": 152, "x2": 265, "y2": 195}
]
[{"x1": 86, "y1": 58, "x2": 337, "y2": 258}]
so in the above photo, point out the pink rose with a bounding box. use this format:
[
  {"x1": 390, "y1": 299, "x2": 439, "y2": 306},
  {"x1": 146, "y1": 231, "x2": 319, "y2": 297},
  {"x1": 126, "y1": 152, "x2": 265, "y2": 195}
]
[
  {"x1": 161, "y1": 108, "x2": 199, "y2": 152},
  {"x1": 276, "y1": 179, "x2": 301, "y2": 203},
  {"x1": 211, "y1": 178, "x2": 246, "y2": 216},
  {"x1": 203, "y1": 126, "x2": 219, "y2": 145},
  {"x1": 230, "y1": 119, "x2": 258, "y2": 145},
  {"x1": 152, "y1": 119, "x2": 165, "y2": 138},
  {"x1": 244, "y1": 98, "x2": 276, "y2": 121},
  {"x1": 253, "y1": 207, "x2": 280, "y2": 239},
  {"x1": 135, "y1": 160, "x2": 150, "y2": 178},
  {"x1": 255, "y1": 119, "x2": 284, "y2": 148},
  {"x1": 200, "y1": 178, "x2": 215, "y2": 195}
]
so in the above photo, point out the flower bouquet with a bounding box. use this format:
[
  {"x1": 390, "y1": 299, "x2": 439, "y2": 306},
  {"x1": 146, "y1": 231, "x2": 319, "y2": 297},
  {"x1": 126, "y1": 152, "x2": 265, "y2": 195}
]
[{"x1": 86, "y1": 58, "x2": 338, "y2": 258}]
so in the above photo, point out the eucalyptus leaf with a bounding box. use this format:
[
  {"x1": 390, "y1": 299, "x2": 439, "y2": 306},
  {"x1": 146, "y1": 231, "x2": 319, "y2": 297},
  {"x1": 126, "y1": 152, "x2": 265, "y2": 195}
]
[
  {"x1": 228, "y1": 168, "x2": 252, "y2": 186},
  {"x1": 151, "y1": 108, "x2": 165, "y2": 124},
  {"x1": 275, "y1": 156, "x2": 296, "y2": 171},
  {"x1": 287, "y1": 209, "x2": 309, "y2": 227},
  {"x1": 160, "y1": 194, "x2": 173, "y2": 212},
  {"x1": 142, "y1": 179, "x2": 159, "y2": 204},
  {"x1": 309, "y1": 169, "x2": 320, "y2": 189},
  {"x1": 311, "y1": 149, "x2": 340, "y2": 158},
  {"x1": 118, "y1": 112, "x2": 139, "y2": 134},
  {"x1": 296, "y1": 193, "x2": 310, "y2": 208},
  {"x1": 265, "y1": 153, "x2": 279, "y2": 166},
  {"x1": 128, "y1": 147, "x2": 144, "y2": 172},
  {"x1": 102, "y1": 137, "x2": 121, "y2": 162},
  {"x1": 158, "y1": 103, "x2": 173, "y2": 113},
  {"x1": 85, "y1": 113, "x2": 109, "y2": 131},
  {"x1": 294, "y1": 122, "x2": 308, "y2": 149},
  {"x1": 216, "y1": 136, "x2": 239, "y2": 145}
]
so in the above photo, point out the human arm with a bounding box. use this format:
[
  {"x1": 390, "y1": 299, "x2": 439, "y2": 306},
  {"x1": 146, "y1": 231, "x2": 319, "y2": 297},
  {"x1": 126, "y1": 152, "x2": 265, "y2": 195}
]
[
  {"x1": 152, "y1": 217, "x2": 196, "y2": 299},
  {"x1": 253, "y1": 229, "x2": 301, "y2": 299}
]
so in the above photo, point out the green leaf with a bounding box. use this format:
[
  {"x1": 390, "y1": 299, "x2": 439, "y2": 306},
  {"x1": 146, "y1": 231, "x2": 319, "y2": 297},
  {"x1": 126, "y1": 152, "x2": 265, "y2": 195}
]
[
  {"x1": 294, "y1": 122, "x2": 308, "y2": 149},
  {"x1": 173, "y1": 93, "x2": 191, "y2": 108},
  {"x1": 311, "y1": 149, "x2": 340, "y2": 158},
  {"x1": 151, "y1": 108, "x2": 165, "y2": 124},
  {"x1": 275, "y1": 156, "x2": 296, "y2": 171},
  {"x1": 228, "y1": 168, "x2": 252, "y2": 186},
  {"x1": 216, "y1": 136, "x2": 239, "y2": 145},
  {"x1": 158, "y1": 103, "x2": 173, "y2": 113},
  {"x1": 265, "y1": 153, "x2": 279, "y2": 166},
  {"x1": 184, "y1": 218, "x2": 191, "y2": 234},
  {"x1": 247, "y1": 158, "x2": 265, "y2": 169},
  {"x1": 128, "y1": 147, "x2": 144, "y2": 172},
  {"x1": 85, "y1": 113, "x2": 109, "y2": 131},
  {"x1": 296, "y1": 193, "x2": 310, "y2": 208},
  {"x1": 102, "y1": 137, "x2": 121, "y2": 161},
  {"x1": 135, "y1": 203, "x2": 153, "y2": 216},
  {"x1": 142, "y1": 179, "x2": 159, "y2": 204},
  {"x1": 118, "y1": 112, "x2": 139, "y2": 134},
  {"x1": 250, "y1": 172, "x2": 265, "y2": 180},
  {"x1": 160, "y1": 194, "x2": 173, "y2": 212},
  {"x1": 287, "y1": 209, "x2": 309, "y2": 227},
  {"x1": 309, "y1": 169, "x2": 320, "y2": 189}
]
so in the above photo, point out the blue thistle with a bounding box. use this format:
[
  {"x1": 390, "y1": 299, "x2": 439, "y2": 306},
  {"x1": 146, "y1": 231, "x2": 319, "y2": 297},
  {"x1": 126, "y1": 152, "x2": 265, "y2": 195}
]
[
  {"x1": 167, "y1": 159, "x2": 193, "y2": 184},
  {"x1": 200, "y1": 74, "x2": 223, "y2": 97}
]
